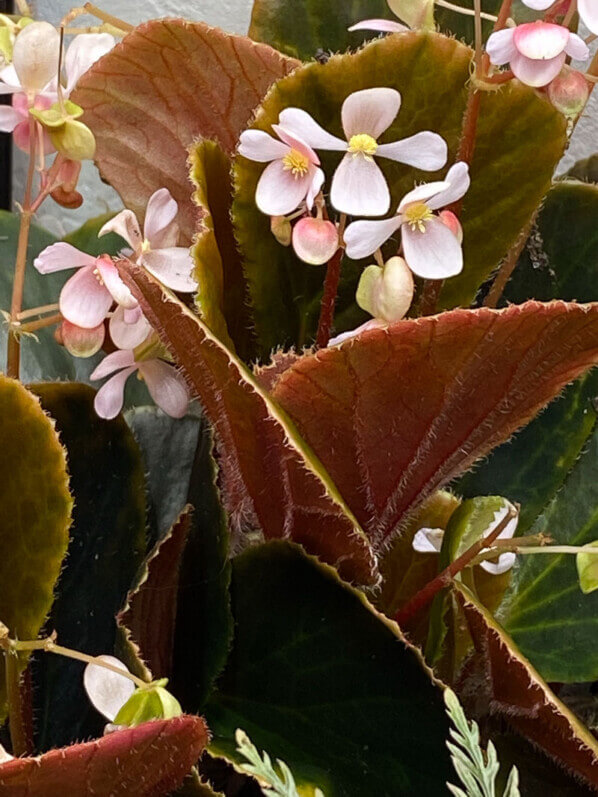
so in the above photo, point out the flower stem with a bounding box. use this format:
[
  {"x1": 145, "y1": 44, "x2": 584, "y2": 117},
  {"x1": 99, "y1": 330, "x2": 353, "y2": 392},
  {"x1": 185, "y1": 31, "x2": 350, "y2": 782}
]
[
  {"x1": 316, "y1": 214, "x2": 346, "y2": 348},
  {"x1": 17, "y1": 303, "x2": 60, "y2": 321},
  {"x1": 394, "y1": 504, "x2": 518, "y2": 628},
  {"x1": 5, "y1": 652, "x2": 27, "y2": 756},
  {"x1": 435, "y1": 0, "x2": 499, "y2": 21},
  {"x1": 81, "y1": 3, "x2": 133, "y2": 32},
  {"x1": 19, "y1": 313, "x2": 63, "y2": 334}
]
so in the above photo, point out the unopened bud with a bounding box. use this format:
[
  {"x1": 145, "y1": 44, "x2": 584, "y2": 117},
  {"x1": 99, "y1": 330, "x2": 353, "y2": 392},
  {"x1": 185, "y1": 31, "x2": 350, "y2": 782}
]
[
  {"x1": 61, "y1": 320, "x2": 105, "y2": 358},
  {"x1": 388, "y1": 0, "x2": 434, "y2": 29},
  {"x1": 12, "y1": 21, "x2": 60, "y2": 94},
  {"x1": 292, "y1": 217, "x2": 338, "y2": 266},
  {"x1": 356, "y1": 256, "x2": 414, "y2": 323},
  {"x1": 113, "y1": 678, "x2": 182, "y2": 727},
  {"x1": 50, "y1": 157, "x2": 83, "y2": 207},
  {"x1": 547, "y1": 70, "x2": 589, "y2": 117},
  {"x1": 270, "y1": 215, "x2": 292, "y2": 246},
  {"x1": 50, "y1": 119, "x2": 96, "y2": 161},
  {"x1": 438, "y1": 210, "x2": 463, "y2": 244}
]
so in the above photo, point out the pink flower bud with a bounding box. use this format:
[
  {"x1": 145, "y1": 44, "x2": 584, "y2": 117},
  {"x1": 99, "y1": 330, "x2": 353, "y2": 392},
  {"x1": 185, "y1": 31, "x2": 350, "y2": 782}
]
[
  {"x1": 438, "y1": 210, "x2": 463, "y2": 244},
  {"x1": 292, "y1": 217, "x2": 338, "y2": 266},
  {"x1": 60, "y1": 319, "x2": 105, "y2": 358},
  {"x1": 547, "y1": 70, "x2": 589, "y2": 117}
]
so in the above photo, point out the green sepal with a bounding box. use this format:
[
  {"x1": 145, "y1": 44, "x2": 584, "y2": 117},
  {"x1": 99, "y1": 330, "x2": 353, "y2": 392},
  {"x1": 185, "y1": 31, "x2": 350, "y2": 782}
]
[
  {"x1": 30, "y1": 99, "x2": 84, "y2": 128},
  {"x1": 576, "y1": 541, "x2": 598, "y2": 595},
  {"x1": 49, "y1": 119, "x2": 96, "y2": 161},
  {"x1": 114, "y1": 678, "x2": 182, "y2": 727}
]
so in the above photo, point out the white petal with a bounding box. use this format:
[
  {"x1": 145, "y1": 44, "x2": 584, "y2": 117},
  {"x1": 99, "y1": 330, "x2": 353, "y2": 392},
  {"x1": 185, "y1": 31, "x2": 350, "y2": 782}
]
[
  {"x1": 306, "y1": 167, "x2": 325, "y2": 210},
  {"x1": 139, "y1": 360, "x2": 189, "y2": 418},
  {"x1": 328, "y1": 319, "x2": 386, "y2": 346},
  {"x1": 0, "y1": 65, "x2": 22, "y2": 90},
  {"x1": 255, "y1": 159, "x2": 313, "y2": 216},
  {"x1": 93, "y1": 367, "x2": 137, "y2": 419},
  {"x1": 486, "y1": 28, "x2": 516, "y2": 65},
  {"x1": 564, "y1": 33, "x2": 589, "y2": 61},
  {"x1": 520, "y1": 0, "x2": 553, "y2": 8},
  {"x1": 479, "y1": 552, "x2": 517, "y2": 575},
  {"x1": 510, "y1": 51, "x2": 565, "y2": 87},
  {"x1": 330, "y1": 154, "x2": 390, "y2": 216},
  {"x1": 412, "y1": 528, "x2": 445, "y2": 553},
  {"x1": 141, "y1": 247, "x2": 197, "y2": 293},
  {"x1": 485, "y1": 500, "x2": 519, "y2": 542},
  {"x1": 83, "y1": 655, "x2": 135, "y2": 722},
  {"x1": 34, "y1": 241, "x2": 96, "y2": 275},
  {"x1": 109, "y1": 304, "x2": 152, "y2": 349},
  {"x1": 344, "y1": 215, "x2": 402, "y2": 260},
  {"x1": 377, "y1": 131, "x2": 447, "y2": 170},
  {"x1": 90, "y1": 348, "x2": 136, "y2": 380},
  {"x1": 64, "y1": 33, "x2": 115, "y2": 95},
  {"x1": 12, "y1": 22, "x2": 61, "y2": 94},
  {"x1": 341, "y1": 87, "x2": 401, "y2": 140},
  {"x1": 238, "y1": 129, "x2": 289, "y2": 162},
  {"x1": 99, "y1": 209, "x2": 142, "y2": 251},
  {"x1": 0, "y1": 105, "x2": 23, "y2": 132},
  {"x1": 143, "y1": 188, "x2": 178, "y2": 245},
  {"x1": 278, "y1": 107, "x2": 347, "y2": 151},
  {"x1": 579, "y1": 0, "x2": 598, "y2": 35},
  {"x1": 397, "y1": 180, "x2": 450, "y2": 212},
  {"x1": 402, "y1": 217, "x2": 463, "y2": 279},
  {"x1": 59, "y1": 266, "x2": 113, "y2": 328},
  {"x1": 272, "y1": 124, "x2": 319, "y2": 164},
  {"x1": 348, "y1": 19, "x2": 410, "y2": 33},
  {"x1": 96, "y1": 258, "x2": 137, "y2": 308},
  {"x1": 513, "y1": 22, "x2": 568, "y2": 60},
  {"x1": 427, "y1": 162, "x2": 470, "y2": 210}
]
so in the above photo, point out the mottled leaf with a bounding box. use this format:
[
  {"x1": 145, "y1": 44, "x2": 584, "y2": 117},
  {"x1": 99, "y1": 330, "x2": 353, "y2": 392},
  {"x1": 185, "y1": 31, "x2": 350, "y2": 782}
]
[{"x1": 73, "y1": 19, "x2": 299, "y2": 243}]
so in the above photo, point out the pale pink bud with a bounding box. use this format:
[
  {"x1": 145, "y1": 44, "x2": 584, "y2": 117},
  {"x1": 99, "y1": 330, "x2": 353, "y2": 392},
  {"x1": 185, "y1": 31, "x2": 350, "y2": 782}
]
[
  {"x1": 356, "y1": 256, "x2": 414, "y2": 323},
  {"x1": 270, "y1": 215, "x2": 292, "y2": 246},
  {"x1": 292, "y1": 217, "x2": 338, "y2": 266},
  {"x1": 438, "y1": 210, "x2": 463, "y2": 244},
  {"x1": 547, "y1": 70, "x2": 589, "y2": 117},
  {"x1": 12, "y1": 21, "x2": 60, "y2": 94},
  {"x1": 60, "y1": 319, "x2": 105, "y2": 358}
]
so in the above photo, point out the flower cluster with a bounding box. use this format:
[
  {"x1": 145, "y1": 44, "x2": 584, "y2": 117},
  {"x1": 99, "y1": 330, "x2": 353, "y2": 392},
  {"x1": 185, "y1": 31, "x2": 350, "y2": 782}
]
[{"x1": 34, "y1": 188, "x2": 195, "y2": 419}]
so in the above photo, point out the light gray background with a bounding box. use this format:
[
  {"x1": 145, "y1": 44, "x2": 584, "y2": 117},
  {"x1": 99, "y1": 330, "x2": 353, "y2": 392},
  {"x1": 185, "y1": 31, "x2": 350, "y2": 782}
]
[{"x1": 13, "y1": 2, "x2": 598, "y2": 233}]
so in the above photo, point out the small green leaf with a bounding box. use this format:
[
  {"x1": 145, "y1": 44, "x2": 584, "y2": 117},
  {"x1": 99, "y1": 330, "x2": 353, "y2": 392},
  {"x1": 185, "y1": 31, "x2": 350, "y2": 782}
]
[{"x1": 576, "y1": 541, "x2": 598, "y2": 595}]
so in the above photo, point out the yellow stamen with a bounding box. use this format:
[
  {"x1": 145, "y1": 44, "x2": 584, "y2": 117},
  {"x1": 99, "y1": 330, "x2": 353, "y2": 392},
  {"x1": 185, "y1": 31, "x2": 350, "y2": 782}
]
[
  {"x1": 404, "y1": 201, "x2": 434, "y2": 233},
  {"x1": 348, "y1": 133, "x2": 378, "y2": 159},
  {"x1": 282, "y1": 148, "x2": 310, "y2": 178}
]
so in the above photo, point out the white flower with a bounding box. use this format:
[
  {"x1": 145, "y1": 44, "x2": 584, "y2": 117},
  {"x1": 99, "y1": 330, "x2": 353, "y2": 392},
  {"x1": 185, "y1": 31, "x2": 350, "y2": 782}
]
[
  {"x1": 0, "y1": 21, "x2": 60, "y2": 98},
  {"x1": 279, "y1": 87, "x2": 448, "y2": 217},
  {"x1": 343, "y1": 162, "x2": 470, "y2": 279},
  {"x1": 238, "y1": 125, "x2": 324, "y2": 216},
  {"x1": 486, "y1": 21, "x2": 588, "y2": 88},
  {"x1": 84, "y1": 655, "x2": 135, "y2": 723}
]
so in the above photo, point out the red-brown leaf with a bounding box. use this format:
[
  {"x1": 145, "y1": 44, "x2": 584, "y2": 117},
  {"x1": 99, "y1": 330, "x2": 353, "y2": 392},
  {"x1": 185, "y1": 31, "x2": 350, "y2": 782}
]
[
  {"x1": 0, "y1": 716, "x2": 208, "y2": 796},
  {"x1": 73, "y1": 19, "x2": 299, "y2": 242},
  {"x1": 271, "y1": 301, "x2": 598, "y2": 547},
  {"x1": 116, "y1": 263, "x2": 378, "y2": 586},
  {"x1": 454, "y1": 583, "x2": 598, "y2": 789}
]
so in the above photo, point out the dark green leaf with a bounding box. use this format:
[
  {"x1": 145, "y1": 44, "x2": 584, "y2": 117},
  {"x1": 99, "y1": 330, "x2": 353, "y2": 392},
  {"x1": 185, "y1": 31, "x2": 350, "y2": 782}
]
[{"x1": 63, "y1": 212, "x2": 127, "y2": 258}]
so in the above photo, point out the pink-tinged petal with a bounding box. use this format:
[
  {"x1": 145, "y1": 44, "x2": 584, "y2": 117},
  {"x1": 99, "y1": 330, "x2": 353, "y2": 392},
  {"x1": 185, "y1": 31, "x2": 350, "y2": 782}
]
[
  {"x1": 486, "y1": 28, "x2": 517, "y2": 65},
  {"x1": 83, "y1": 655, "x2": 135, "y2": 722},
  {"x1": 272, "y1": 124, "x2": 319, "y2": 164},
  {"x1": 124, "y1": 306, "x2": 142, "y2": 324},
  {"x1": 13, "y1": 114, "x2": 54, "y2": 155},
  {"x1": 278, "y1": 107, "x2": 347, "y2": 151},
  {"x1": 64, "y1": 33, "x2": 115, "y2": 95},
  {"x1": 59, "y1": 265, "x2": 113, "y2": 328},
  {"x1": 513, "y1": 21, "x2": 568, "y2": 60},
  {"x1": 139, "y1": 360, "x2": 190, "y2": 418},
  {"x1": 348, "y1": 19, "x2": 410, "y2": 33},
  {"x1": 96, "y1": 257, "x2": 138, "y2": 308},
  {"x1": 330, "y1": 154, "x2": 390, "y2": 216},
  {"x1": 0, "y1": 65, "x2": 21, "y2": 91},
  {"x1": 255, "y1": 159, "x2": 313, "y2": 216},
  {"x1": 90, "y1": 349, "x2": 136, "y2": 380},
  {"x1": 306, "y1": 167, "x2": 325, "y2": 210},
  {"x1": 109, "y1": 304, "x2": 152, "y2": 349},
  {"x1": 143, "y1": 188, "x2": 178, "y2": 245},
  {"x1": 438, "y1": 210, "x2": 463, "y2": 244},
  {"x1": 141, "y1": 247, "x2": 197, "y2": 293},
  {"x1": 99, "y1": 209, "x2": 142, "y2": 250},
  {"x1": 292, "y1": 217, "x2": 338, "y2": 265},
  {"x1": 402, "y1": 217, "x2": 463, "y2": 279},
  {"x1": 344, "y1": 215, "x2": 402, "y2": 260},
  {"x1": 510, "y1": 50, "x2": 565, "y2": 87},
  {"x1": 34, "y1": 242, "x2": 96, "y2": 275},
  {"x1": 427, "y1": 162, "x2": 470, "y2": 210},
  {"x1": 341, "y1": 87, "x2": 401, "y2": 140},
  {"x1": 12, "y1": 93, "x2": 30, "y2": 115},
  {"x1": 520, "y1": 0, "x2": 553, "y2": 8},
  {"x1": 93, "y1": 366, "x2": 137, "y2": 420},
  {"x1": 61, "y1": 319, "x2": 105, "y2": 358},
  {"x1": 377, "y1": 131, "x2": 447, "y2": 170},
  {"x1": 479, "y1": 552, "x2": 517, "y2": 575},
  {"x1": 412, "y1": 528, "x2": 445, "y2": 553},
  {"x1": 328, "y1": 319, "x2": 385, "y2": 347},
  {"x1": 238, "y1": 129, "x2": 289, "y2": 162},
  {"x1": 564, "y1": 33, "x2": 589, "y2": 61},
  {"x1": 579, "y1": 0, "x2": 598, "y2": 34},
  {"x1": 0, "y1": 105, "x2": 23, "y2": 132},
  {"x1": 397, "y1": 180, "x2": 451, "y2": 212}
]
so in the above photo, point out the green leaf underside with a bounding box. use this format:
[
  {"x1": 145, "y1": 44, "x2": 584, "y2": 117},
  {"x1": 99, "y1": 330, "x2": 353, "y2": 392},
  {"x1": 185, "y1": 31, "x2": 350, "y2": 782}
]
[
  {"x1": 115, "y1": 262, "x2": 377, "y2": 585},
  {"x1": 31, "y1": 383, "x2": 146, "y2": 750},
  {"x1": 458, "y1": 182, "x2": 598, "y2": 532},
  {"x1": 206, "y1": 541, "x2": 452, "y2": 796},
  {"x1": 455, "y1": 584, "x2": 598, "y2": 789},
  {"x1": 233, "y1": 31, "x2": 566, "y2": 354},
  {"x1": 0, "y1": 377, "x2": 72, "y2": 718}
]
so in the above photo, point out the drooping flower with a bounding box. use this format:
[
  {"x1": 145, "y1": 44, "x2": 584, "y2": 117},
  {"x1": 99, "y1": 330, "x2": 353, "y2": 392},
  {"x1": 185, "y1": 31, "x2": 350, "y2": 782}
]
[
  {"x1": 280, "y1": 88, "x2": 448, "y2": 217},
  {"x1": 90, "y1": 349, "x2": 190, "y2": 420},
  {"x1": 413, "y1": 500, "x2": 519, "y2": 575},
  {"x1": 349, "y1": 0, "x2": 433, "y2": 34},
  {"x1": 99, "y1": 188, "x2": 197, "y2": 292},
  {"x1": 343, "y1": 162, "x2": 470, "y2": 279},
  {"x1": 238, "y1": 125, "x2": 324, "y2": 216},
  {"x1": 356, "y1": 255, "x2": 414, "y2": 322},
  {"x1": 292, "y1": 217, "x2": 339, "y2": 265},
  {"x1": 486, "y1": 21, "x2": 588, "y2": 87}
]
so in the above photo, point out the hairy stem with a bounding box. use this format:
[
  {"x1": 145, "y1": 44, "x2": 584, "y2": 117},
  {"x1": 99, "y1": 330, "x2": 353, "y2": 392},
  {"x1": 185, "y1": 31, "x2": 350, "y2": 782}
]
[
  {"x1": 316, "y1": 215, "x2": 346, "y2": 348},
  {"x1": 394, "y1": 504, "x2": 518, "y2": 627},
  {"x1": 5, "y1": 652, "x2": 27, "y2": 756},
  {"x1": 483, "y1": 211, "x2": 537, "y2": 307}
]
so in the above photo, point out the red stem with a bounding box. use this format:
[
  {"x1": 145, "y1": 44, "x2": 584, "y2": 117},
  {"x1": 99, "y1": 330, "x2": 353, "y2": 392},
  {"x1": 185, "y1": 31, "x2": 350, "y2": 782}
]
[{"x1": 316, "y1": 247, "x2": 343, "y2": 348}]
